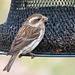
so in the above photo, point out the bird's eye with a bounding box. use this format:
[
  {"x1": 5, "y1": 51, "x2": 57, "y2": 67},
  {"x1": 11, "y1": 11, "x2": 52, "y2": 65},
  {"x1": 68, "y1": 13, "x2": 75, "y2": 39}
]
[{"x1": 37, "y1": 18, "x2": 40, "y2": 21}]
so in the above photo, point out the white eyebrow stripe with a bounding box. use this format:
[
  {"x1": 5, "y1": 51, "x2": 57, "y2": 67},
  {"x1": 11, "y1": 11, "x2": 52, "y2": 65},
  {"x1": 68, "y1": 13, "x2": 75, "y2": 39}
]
[
  {"x1": 29, "y1": 17, "x2": 38, "y2": 22},
  {"x1": 29, "y1": 22, "x2": 43, "y2": 27}
]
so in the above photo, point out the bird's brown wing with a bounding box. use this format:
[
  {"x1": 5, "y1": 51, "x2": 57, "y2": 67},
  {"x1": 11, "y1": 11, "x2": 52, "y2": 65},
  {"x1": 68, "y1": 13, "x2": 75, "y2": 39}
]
[{"x1": 7, "y1": 25, "x2": 41, "y2": 55}]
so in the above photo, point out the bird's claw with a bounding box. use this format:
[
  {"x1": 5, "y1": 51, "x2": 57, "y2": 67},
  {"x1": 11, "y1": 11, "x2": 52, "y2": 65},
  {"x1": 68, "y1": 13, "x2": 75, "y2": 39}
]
[
  {"x1": 29, "y1": 52, "x2": 35, "y2": 59},
  {"x1": 18, "y1": 54, "x2": 22, "y2": 58}
]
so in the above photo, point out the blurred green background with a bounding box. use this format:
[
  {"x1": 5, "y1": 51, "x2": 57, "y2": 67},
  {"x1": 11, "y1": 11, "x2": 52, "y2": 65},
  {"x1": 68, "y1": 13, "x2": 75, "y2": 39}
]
[{"x1": 0, "y1": 0, "x2": 75, "y2": 75}]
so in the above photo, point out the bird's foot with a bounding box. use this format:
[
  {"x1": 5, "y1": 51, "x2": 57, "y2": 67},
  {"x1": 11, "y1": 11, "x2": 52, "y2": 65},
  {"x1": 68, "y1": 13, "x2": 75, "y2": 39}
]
[
  {"x1": 18, "y1": 54, "x2": 22, "y2": 58},
  {"x1": 29, "y1": 52, "x2": 35, "y2": 59},
  {"x1": 18, "y1": 52, "x2": 35, "y2": 59}
]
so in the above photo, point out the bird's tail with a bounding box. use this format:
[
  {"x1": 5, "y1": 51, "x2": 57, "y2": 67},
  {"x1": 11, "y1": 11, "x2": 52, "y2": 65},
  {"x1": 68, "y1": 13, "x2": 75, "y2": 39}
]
[{"x1": 3, "y1": 54, "x2": 17, "y2": 72}]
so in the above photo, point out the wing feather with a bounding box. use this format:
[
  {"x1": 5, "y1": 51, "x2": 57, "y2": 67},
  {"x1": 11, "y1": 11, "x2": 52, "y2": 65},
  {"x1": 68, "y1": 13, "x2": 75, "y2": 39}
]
[{"x1": 8, "y1": 25, "x2": 41, "y2": 54}]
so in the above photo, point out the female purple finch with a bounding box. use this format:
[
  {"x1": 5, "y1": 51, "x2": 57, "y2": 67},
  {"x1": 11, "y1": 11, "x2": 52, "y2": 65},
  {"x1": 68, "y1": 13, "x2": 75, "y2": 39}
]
[{"x1": 3, "y1": 14, "x2": 48, "y2": 72}]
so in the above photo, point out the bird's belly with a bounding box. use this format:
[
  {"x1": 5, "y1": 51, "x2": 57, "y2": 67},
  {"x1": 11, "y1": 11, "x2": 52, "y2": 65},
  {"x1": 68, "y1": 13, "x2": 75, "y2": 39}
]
[
  {"x1": 22, "y1": 38, "x2": 41, "y2": 54},
  {"x1": 22, "y1": 29, "x2": 45, "y2": 54}
]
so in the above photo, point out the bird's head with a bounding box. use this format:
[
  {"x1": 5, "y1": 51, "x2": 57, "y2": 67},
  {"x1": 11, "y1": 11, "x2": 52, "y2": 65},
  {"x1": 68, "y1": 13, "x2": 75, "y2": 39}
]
[{"x1": 25, "y1": 14, "x2": 48, "y2": 27}]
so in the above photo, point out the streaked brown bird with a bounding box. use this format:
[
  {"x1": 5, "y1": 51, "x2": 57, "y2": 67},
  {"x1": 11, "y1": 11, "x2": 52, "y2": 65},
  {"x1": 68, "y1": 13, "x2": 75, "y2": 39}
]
[{"x1": 3, "y1": 14, "x2": 48, "y2": 72}]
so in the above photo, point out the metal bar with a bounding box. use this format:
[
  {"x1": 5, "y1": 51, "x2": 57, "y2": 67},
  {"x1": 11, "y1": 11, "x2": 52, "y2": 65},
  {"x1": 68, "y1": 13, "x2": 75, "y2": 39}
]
[
  {"x1": 0, "y1": 52, "x2": 75, "y2": 57},
  {"x1": 21, "y1": 54, "x2": 75, "y2": 57},
  {"x1": 0, "y1": 52, "x2": 7, "y2": 55}
]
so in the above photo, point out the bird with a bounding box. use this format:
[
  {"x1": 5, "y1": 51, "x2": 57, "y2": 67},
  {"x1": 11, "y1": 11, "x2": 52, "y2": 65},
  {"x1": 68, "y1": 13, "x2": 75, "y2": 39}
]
[{"x1": 3, "y1": 13, "x2": 48, "y2": 72}]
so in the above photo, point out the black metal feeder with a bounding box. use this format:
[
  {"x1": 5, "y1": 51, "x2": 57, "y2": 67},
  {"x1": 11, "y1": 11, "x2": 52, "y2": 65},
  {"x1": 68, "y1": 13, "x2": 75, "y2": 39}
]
[{"x1": 0, "y1": 0, "x2": 75, "y2": 57}]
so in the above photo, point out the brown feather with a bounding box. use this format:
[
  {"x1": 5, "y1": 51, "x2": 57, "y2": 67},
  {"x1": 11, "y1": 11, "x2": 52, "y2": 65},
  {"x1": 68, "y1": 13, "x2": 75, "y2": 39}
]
[
  {"x1": 3, "y1": 53, "x2": 19, "y2": 72},
  {"x1": 3, "y1": 14, "x2": 48, "y2": 72},
  {"x1": 7, "y1": 25, "x2": 41, "y2": 54}
]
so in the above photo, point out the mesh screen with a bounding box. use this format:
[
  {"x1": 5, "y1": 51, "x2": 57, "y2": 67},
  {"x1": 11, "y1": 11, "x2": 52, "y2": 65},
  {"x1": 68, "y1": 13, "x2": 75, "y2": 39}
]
[{"x1": 0, "y1": 0, "x2": 75, "y2": 55}]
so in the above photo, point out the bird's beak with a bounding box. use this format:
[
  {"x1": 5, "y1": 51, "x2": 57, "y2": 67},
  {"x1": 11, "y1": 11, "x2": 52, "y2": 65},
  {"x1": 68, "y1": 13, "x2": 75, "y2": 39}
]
[{"x1": 41, "y1": 16, "x2": 48, "y2": 23}]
